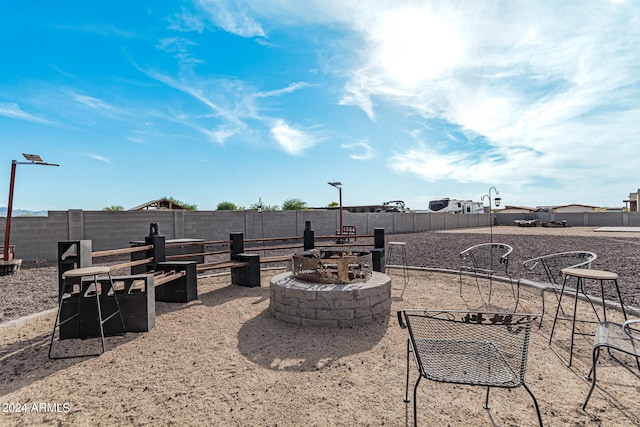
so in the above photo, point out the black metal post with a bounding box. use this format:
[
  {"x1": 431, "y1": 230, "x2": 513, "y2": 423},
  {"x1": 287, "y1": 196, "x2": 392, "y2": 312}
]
[
  {"x1": 303, "y1": 221, "x2": 314, "y2": 250},
  {"x1": 230, "y1": 232, "x2": 244, "y2": 259}
]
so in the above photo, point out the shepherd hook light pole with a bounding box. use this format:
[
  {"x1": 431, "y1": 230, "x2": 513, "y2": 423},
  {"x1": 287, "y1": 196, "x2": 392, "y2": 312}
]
[
  {"x1": 3, "y1": 154, "x2": 60, "y2": 261},
  {"x1": 481, "y1": 186, "x2": 501, "y2": 244},
  {"x1": 328, "y1": 182, "x2": 343, "y2": 242}
]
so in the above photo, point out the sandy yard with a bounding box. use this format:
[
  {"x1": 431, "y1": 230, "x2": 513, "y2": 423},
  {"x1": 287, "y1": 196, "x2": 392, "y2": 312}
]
[{"x1": 2, "y1": 226, "x2": 640, "y2": 426}]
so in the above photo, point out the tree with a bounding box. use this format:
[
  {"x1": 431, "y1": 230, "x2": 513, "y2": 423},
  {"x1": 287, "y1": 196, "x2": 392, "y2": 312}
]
[
  {"x1": 282, "y1": 198, "x2": 308, "y2": 210},
  {"x1": 249, "y1": 198, "x2": 279, "y2": 211},
  {"x1": 327, "y1": 201, "x2": 339, "y2": 207},
  {"x1": 216, "y1": 201, "x2": 238, "y2": 211},
  {"x1": 103, "y1": 205, "x2": 125, "y2": 211}
]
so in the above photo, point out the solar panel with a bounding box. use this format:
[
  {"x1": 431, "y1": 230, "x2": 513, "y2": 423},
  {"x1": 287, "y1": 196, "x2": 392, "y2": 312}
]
[{"x1": 22, "y1": 153, "x2": 44, "y2": 162}]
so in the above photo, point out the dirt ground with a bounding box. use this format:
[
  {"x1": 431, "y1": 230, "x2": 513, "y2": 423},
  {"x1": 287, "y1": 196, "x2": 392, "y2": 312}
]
[{"x1": 1, "y1": 227, "x2": 640, "y2": 426}]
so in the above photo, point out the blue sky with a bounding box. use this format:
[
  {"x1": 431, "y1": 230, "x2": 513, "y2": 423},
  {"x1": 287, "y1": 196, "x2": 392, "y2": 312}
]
[{"x1": 1, "y1": 0, "x2": 639, "y2": 212}]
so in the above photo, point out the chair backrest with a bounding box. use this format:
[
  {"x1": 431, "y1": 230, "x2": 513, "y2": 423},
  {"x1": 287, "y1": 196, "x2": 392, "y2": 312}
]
[
  {"x1": 398, "y1": 309, "x2": 537, "y2": 387},
  {"x1": 522, "y1": 251, "x2": 596, "y2": 285},
  {"x1": 460, "y1": 243, "x2": 513, "y2": 274}
]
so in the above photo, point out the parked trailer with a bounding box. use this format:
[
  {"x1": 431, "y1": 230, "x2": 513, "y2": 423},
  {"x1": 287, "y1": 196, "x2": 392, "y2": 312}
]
[{"x1": 428, "y1": 198, "x2": 484, "y2": 214}]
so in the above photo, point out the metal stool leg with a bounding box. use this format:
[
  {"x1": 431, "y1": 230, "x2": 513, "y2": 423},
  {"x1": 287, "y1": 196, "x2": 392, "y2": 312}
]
[
  {"x1": 48, "y1": 283, "x2": 78, "y2": 359},
  {"x1": 102, "y1": 272, "x2": 126, "y2": 334},
  {"x1": 387, "y1": 242, "x2": 409, "y2": 299},
  {"x1": 92, "y1": 275, "x2": 107, "y2": 355}
]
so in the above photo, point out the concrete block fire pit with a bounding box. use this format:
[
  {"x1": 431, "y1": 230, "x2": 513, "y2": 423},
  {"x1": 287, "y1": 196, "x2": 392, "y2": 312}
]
[{"x1": 269, "y1": 271, "x2": 392, "y2": 327}]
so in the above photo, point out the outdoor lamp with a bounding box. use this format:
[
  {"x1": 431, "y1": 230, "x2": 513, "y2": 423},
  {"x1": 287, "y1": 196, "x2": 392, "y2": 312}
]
[
  {"x1": 3, "y1": 154, "x2": 60, "y2": 262},
  {"x1": 328, "y1": 182, "x2": 343, "y2": 242}
]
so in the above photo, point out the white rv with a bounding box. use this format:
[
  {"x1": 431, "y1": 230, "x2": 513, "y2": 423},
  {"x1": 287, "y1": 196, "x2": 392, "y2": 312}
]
[{"x1": 428, "y1": 198, "x2": 484, "y2": 214}]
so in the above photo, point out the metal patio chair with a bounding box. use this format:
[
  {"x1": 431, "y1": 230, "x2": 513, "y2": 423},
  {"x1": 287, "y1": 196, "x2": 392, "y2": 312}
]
[
  {"x1": 582, "y1": 319, "x2": 640, "y2": 410},
  {"x1": 398, "y1": 309, "x2": 543, "y2": 427},
  {"x1": 521, "y1": 251, "x2": 596, "y2": 328},
  {"x1": 459, "y1": 243, "x2": 517, "y2": 310}
]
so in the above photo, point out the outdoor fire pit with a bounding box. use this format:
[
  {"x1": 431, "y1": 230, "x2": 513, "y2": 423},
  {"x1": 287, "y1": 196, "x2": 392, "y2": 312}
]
[
  {"x1": 270, "y1": 249, "x2": 391, "y2": 327},
  {"x1": 291, "y1": 249, "x2": 372, "y2": 284}
]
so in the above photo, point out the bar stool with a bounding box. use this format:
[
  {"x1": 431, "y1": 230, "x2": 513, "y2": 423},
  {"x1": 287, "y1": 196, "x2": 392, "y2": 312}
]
[
  {"x1": 49, "y1": 266, "x2": 126, "y2": 359},
  {"x1": 549, "y1": 267, "x2": 628, "y2": 367},
  {"x1": 386, "y1": 242, "x2": 409, "y2": 298}
]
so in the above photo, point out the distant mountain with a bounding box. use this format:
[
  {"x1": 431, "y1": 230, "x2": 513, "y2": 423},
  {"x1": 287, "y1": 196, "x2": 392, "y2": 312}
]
[{"x1": 0, "y1": 207, "x2": 48, "y2": 217}]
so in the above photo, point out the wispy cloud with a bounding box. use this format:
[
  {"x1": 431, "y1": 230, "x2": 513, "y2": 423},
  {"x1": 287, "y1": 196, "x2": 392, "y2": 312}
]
[
  {"x1": 195, "y1": 0, "x2": 265, "y2": 37},
  {"x1": 257, "y1": 82, "x2": 310, "y2": 98},
  {"x1": 328, "y1": 1, "x2": 640, "y2": 189},
  {"x1": 138, "y1": 64, "x2": 317, "y2": 149},
  {"x1": 141, "y1": 70, "x2": 245, "y2": 127},
  {"x1": 168, "y1": 7, "x2": 206, "y2": 33},
  {"x1": 270, "y1": 119, "x2": 318, "y2": 155},
  {"x1": 139, "y1": 1, "x2": 640, "y2": 190},
  {"x1": 156, "y1": 37, "x2": 205, "y2": 67},
  {"x1": 72, "y1": 93, "x2": 126, "y2": 115},
  {"x1": 87, "y1": 153, "x2": 111, "y2": 163},
  {"x1": 0, "y1": 102, "x2": 52, "y2": 124},
  {"x1": 341, "y1": 141, "x2": 375, "y2": 160}
]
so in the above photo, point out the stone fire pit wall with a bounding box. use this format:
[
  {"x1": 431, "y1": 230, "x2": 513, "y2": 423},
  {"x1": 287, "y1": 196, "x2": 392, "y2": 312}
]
[{"x1": 269, "y1": 271, "x2": 391, "y2": 327}]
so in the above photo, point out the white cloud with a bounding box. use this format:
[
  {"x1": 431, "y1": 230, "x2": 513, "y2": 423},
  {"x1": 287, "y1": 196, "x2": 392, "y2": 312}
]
[
  {"x1": 195, "y1": 0, "x2": 265, "y2": 37},
  {"x1": 73, "y1": 94, "x2": 120, "y2": 112},
  {"x1": 270, "y1": 119, "x2": 317, "y2": 155},
  {"x1": 141, "y1": 70, "x2": 245, "y2": 127},
  {"x1": 341, "y1": 141, "x2": 375, "y2": 160},
  {"x1": 156, "y1": 37, "x2": 204, "y2": 66},
  {"x1": 206, "y1": 127, "x2": 238, "y2": 144},
  {"x1": 87, "y1": 153, "x2": 111, "y2": 163},
  {"x1": 257, "y1": 82, "x2": 310, "y2": 98},
  {"x1": 168, "y1": 7, "x2": 206, "y2": 33},
  {"x1": 0, "y1": 102, "x2": 52, "y2": 124},
  {"x1": 142, "y1": 1, "x2": 640, "y2": 200}
]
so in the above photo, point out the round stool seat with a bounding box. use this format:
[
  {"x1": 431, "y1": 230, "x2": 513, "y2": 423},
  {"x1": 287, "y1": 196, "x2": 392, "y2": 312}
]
[
  {"x1": 562, "y1": 268, "x2": 618, "y2": 281},
  {"x1": 388, "y1": 241, "x2": 406, "y2": 246},
  {"x1": 63, "y1": 266, "x2": 111, "y2": 278}
]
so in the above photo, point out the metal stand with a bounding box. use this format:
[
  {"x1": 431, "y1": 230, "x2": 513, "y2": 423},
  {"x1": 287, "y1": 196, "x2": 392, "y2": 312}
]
[
  {"x1": 49, "y1": 266, "x2": 126, "y2": 359},
  {"x1": 549, "y1": 268, "x2": 627, "y2": 367},
  {"x1": 386, "y1": 242, "x2": 409, "y2": 299}
]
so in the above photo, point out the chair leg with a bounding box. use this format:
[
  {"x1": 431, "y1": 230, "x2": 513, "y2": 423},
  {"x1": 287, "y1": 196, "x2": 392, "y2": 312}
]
[
  {"x1": 486, "y1": 274, "x2": 492, "y2": 306},
  {"x1": 412, "y1": 375, "x2": 422, "y2": 427},
  {"x1": 539, "y1": 289, "x2": 547, "y2": 328},
  {"x1": 511, "y1": 277, "x2": 519, "y2": 312},
  {"x1": 483, "y1": 386, "x2": 491, "y2": 409},
  {"x1": 522, "y1": 382, "x2": 544, "y2": 427},
  {"x1": 583, "y1": 347, "x2": 601, "y2": 410},
  {"x1": 404, "y1": 339, "x2": 411, "y2": 404}
]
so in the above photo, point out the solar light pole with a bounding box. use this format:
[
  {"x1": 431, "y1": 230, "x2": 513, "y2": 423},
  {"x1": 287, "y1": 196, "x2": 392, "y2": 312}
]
[
  {"x1": 481, "y1": 186, "x2": 501, "y2": 244},
  {"x1": 328, "y1": 182, "x2": 343, "y2": 242},
  {"x1": 3, "y1": 154, "x2": 60, "y2": 261}
]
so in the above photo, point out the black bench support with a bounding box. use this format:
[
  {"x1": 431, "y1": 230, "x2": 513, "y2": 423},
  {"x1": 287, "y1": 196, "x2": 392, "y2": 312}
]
[
  {"x1": 231, "y1": 253, "x2": 260, "y2": 287},
  {"x1": 155, "y1": 261, "x2": 198, "y2": 303}
]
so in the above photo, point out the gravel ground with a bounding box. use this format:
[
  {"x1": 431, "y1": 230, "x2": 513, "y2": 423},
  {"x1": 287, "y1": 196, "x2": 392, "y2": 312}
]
[{"x1": 2, "y1": 226, "x2": 640, "y2": 324}]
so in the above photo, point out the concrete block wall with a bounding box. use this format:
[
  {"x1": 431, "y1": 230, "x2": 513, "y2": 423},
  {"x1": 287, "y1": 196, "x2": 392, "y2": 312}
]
[
  {"x1": 82, "y1": 211, "x2": 177, "y2": 251},
  {"x1": 1, "y1": 210, "x2": 638, "y2": 263}
]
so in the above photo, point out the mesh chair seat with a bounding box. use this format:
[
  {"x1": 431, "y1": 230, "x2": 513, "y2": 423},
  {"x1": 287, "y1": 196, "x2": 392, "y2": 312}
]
[
  {"x1": 583, "y1": 320, "x2": 640, "y2": 409},
  {"x1": 594, "y1": 321, "x2": 639, "y2": 353},
  {"x1": 415, "y1": 338, "x2": 516, "y2": 386}
]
